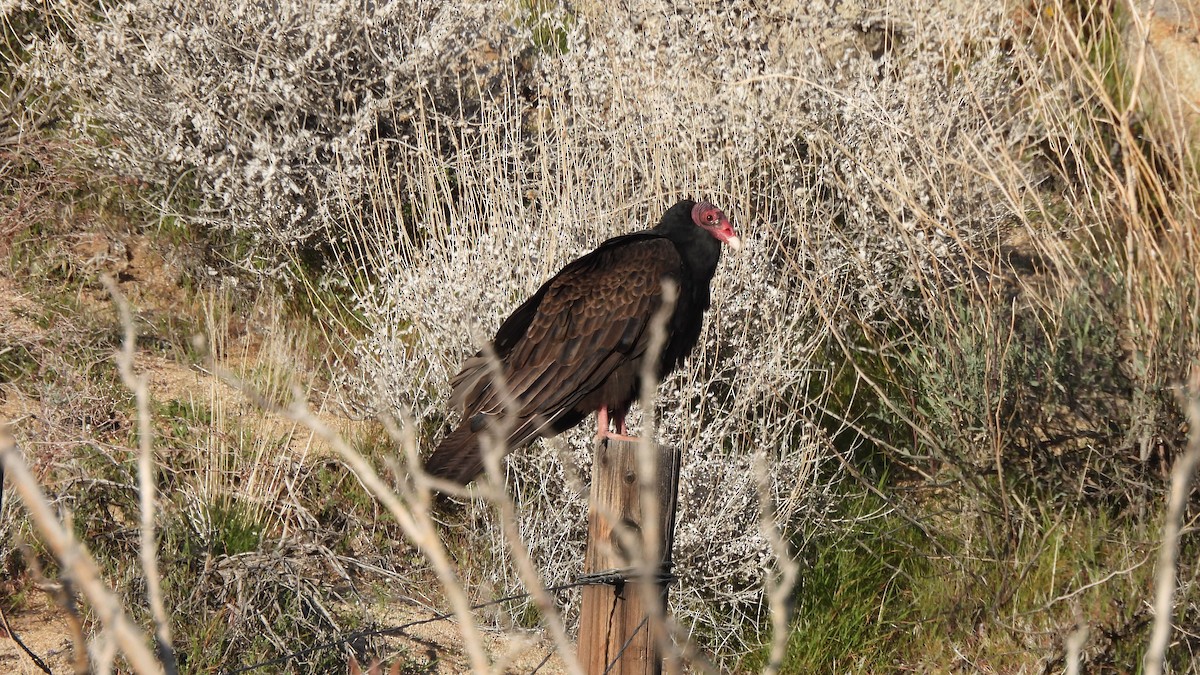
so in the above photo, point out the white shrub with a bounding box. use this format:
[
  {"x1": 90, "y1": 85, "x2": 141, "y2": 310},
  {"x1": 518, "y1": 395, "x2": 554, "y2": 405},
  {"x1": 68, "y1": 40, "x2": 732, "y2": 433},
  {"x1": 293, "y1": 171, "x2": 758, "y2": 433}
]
[
  {"x1": 26, "y1": 0, "x2": 525, "y2": 254},
  {"x1": 545, "y1": 1, "x2": 1029, "y2": 321},
  {"x1": 340, "y1": 96, "x2": 842, "y2": 652},
  {"x1": 341, "y1": 2, "x2": 1036, "y2": 654}
]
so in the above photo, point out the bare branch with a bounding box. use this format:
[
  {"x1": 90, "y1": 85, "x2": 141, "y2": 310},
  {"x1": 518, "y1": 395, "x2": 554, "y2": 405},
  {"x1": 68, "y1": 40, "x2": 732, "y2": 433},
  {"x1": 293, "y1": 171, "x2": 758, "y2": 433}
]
[
  {"x1": 1144, "y1": 391, "x2": 1200, "y2": 675},
  {"x1": 0, "y1": 429, "x2": 163, "y2": 673},
  {"x1": 102, "y1": 275, "x2": 178, "y2": 674},
  {"x1": 754, "y1": 454, "x2": 799, "y2": 675}
]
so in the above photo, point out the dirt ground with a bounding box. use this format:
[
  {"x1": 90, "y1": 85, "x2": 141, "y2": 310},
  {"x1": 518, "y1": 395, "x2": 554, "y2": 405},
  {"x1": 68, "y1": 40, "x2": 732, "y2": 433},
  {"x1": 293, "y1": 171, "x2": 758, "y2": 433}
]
[{"x1": 0, "y1": 591, "x2": 76, "y2": 674}]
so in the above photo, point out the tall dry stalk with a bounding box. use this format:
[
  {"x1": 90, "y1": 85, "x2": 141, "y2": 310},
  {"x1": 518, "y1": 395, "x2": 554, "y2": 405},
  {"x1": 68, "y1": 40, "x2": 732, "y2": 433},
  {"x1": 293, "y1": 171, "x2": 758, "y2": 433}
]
[
  {"x1": 0, "y1": 430, "x2": 163, "y2": 673},
  {"x1": 102, "y1": 276, "x2": 178, "y2": 673},
  {"x1": 1144, "y1": 385, "x2": 1200, "y2": 675},
  {"x1": 755, "y1": 453, "x2": 800, "y2": 675}
]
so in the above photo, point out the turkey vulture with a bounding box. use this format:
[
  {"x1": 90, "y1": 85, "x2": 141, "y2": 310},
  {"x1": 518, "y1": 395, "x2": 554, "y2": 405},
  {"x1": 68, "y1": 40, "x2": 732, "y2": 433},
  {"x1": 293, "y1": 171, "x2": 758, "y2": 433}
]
[{"x1": 424, "y1": 199, "x2": 741, "y2": 485}]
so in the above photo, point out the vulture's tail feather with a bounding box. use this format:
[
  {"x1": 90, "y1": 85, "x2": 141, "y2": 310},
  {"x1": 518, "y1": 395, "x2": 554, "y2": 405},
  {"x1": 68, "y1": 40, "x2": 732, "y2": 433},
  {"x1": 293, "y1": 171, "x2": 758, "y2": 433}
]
[{"x1": 424, "y1": 421, "x2": 485, "y2": 485}]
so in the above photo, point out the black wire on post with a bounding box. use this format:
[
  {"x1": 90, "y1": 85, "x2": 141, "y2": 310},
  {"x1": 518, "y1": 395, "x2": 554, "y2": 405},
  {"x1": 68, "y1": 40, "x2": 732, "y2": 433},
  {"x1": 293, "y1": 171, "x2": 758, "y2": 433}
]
[
  {"x1": 528, "y1": 648, "x2": 556, "y2": 675},
  {"x1": 600, "y1": 615, "x2": 649, "y2": 675}
]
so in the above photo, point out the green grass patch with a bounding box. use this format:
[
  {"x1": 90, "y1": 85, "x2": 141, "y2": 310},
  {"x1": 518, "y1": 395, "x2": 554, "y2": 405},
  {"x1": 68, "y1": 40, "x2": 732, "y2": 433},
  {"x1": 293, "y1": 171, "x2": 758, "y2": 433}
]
[
  {"x1": 519, "y1": 0, "x2": 573, "y2": 55},
  {"x1": 201, "y1": 499, "x2": 265, "y2": 557},
  {"x1": 744, "y1": 484, "x2": 1182, "y2": 672},
  {"x1": 743, "y1": 488, "x2": 927, "y2": 672},
  {"x1": 0, "y1": 343, "x2": 38, "y2": 383}
]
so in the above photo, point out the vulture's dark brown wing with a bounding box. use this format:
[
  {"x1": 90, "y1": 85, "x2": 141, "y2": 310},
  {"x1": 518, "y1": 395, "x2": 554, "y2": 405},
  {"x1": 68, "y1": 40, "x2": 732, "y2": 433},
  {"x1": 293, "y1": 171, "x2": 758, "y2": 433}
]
[{"x1": 455, "y1": 235, "x2": 682, "y2": 440}]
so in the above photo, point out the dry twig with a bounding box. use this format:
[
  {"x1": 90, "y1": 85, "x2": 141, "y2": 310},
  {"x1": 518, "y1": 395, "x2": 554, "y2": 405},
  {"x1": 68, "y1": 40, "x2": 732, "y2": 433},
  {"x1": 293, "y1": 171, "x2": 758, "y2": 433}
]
[
  {"x1": 1144, "y1": 389, "x2": 1200, "y2": 675},
  {"x1": 0, "y1": 428, "x2": 164, "y2": 673},
  {"x1": 103, "y1": 275, "x2": 178, "y2": 673}
]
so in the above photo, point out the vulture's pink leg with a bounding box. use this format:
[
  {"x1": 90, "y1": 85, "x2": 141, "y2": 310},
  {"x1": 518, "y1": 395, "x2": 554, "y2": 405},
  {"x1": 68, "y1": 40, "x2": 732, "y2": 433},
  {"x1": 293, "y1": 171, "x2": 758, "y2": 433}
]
[
  {"x1": 595, "y1": 407, "x2": 609, "y2": 441},
  {"x1": 597, "y1": 407, "x2": 639, "y2": 443}
]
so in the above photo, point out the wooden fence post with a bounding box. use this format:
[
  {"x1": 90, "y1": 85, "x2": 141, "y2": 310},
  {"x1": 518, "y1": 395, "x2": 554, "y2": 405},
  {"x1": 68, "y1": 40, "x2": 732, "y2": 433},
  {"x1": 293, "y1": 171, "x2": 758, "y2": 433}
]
[{"x1": 577, "y1": 440, "x2": 682, "y2": 675}]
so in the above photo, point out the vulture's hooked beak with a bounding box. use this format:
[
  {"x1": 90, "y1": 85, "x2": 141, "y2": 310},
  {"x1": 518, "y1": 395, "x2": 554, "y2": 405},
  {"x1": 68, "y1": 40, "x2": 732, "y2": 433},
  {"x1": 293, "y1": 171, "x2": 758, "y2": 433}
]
[{"x1": 718, "y1": 218, "x2": 743, "y2": 253}]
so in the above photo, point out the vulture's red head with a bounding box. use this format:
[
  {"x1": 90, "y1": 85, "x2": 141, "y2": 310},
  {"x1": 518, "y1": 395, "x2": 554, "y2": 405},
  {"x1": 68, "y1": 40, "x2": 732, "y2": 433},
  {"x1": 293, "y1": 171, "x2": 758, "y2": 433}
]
[{"x1": 692, "y1": 201, "x2": 742, "y2": 252}]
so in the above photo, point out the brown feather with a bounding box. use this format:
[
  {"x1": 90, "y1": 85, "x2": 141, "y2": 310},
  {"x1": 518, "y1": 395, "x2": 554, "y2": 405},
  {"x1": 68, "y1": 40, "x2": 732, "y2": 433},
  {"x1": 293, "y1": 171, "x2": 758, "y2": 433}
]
[
  {"x1": 425, "y1": 233, "x2": 696, "y2": 485},
  {"x1": 423, "y1": 421, "x2": 484, "y2": 485}
]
